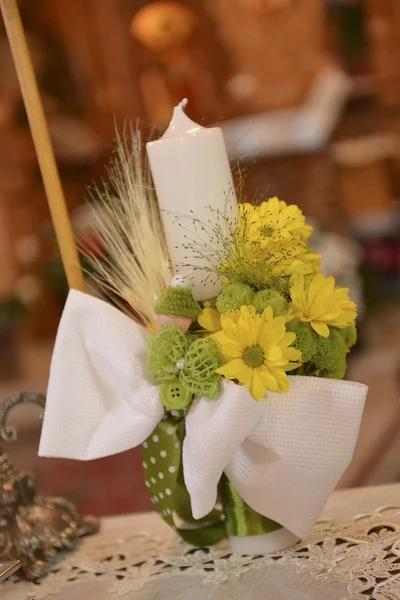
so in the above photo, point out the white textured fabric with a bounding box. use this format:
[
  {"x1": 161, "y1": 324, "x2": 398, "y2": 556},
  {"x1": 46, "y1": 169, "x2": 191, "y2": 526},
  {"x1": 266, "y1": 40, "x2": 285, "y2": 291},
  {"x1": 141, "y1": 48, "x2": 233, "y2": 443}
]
[
  {"x1": 183, "y1": 382, "x2": 263, "y2": 518},
  {"x1": 39, "y1": 290, "x2": 163, "y2": 460},
  {"x1": 39, "y1": 290, "x2": 367, "y2": 540},
  {"x1": 185, "y1": 378, "x2": 367, "y2": 539}
]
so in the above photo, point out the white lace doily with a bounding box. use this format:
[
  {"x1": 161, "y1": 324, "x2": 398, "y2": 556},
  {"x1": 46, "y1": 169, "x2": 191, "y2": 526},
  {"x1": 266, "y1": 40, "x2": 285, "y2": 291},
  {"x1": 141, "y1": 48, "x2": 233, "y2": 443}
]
[{"x1": 4, "y1": 505, "x2": 400, "y2": 600}]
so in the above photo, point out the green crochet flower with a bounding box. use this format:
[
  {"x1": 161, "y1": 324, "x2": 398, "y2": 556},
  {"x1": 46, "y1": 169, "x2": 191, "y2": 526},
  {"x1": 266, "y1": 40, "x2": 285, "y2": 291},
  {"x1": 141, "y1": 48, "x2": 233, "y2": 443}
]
[{"x1": 148, "y1": 325, "x2": 223, "y2": 401}]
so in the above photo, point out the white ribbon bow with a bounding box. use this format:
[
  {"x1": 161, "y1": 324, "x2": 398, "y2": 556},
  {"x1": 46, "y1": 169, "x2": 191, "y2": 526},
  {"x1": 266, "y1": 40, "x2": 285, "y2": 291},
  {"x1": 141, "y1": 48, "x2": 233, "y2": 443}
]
[{"x1": 39, "y1": 290, "x2": 367, "y2": 539}]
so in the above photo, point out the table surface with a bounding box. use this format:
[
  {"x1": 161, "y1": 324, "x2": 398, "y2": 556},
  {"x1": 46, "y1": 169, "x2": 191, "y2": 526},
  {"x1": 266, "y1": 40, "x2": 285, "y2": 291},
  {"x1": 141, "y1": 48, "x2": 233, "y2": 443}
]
[{"x1": 4, "y1": 483, "x2": 400, "y2": 600}]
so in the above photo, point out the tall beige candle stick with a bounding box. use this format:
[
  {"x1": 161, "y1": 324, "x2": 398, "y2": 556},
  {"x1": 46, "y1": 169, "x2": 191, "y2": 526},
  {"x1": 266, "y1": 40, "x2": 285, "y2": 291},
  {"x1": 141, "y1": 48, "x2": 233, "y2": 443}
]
[{"x1": 0, "y1": 0, "x2": 85, "y2": 291}]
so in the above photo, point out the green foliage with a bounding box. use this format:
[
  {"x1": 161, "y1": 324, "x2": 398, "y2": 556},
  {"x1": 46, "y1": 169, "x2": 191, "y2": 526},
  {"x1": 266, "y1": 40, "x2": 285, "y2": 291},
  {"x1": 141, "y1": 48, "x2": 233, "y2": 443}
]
[
  {"x1": 286, "y1": 321, "x2": 349, "y2": 379},
  {"x1": 155, "y1": 287, "x2": 201, "y2": 319},
  {"x1": 221, "y1": 260, "x2": 272, "y2": 291},
  {"x1": 313, "y1": 328, "x2": 348, "y2": 380},
  {"x1": 216, "y1": 282, "x2": 254, "y2": 314},
  {"x1": 338, "y1": 323, "x2": 357, "y2": 349},
  {"x1": 285, "y1": 321, "x2": 317, "y2": 364},
  {"x1": 270, "y1": 276, "x2": 290, "y2": 298},
  {"x1": 252, "y1": 288, "x2": 288, "y2": 316}
]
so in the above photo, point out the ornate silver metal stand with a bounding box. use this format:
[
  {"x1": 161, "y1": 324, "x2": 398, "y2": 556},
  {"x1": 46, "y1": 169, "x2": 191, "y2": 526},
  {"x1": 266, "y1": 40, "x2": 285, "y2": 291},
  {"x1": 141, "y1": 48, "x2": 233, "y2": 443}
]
[{"x1": 0, "y1": 392, "x2": 99, "y2": 580}]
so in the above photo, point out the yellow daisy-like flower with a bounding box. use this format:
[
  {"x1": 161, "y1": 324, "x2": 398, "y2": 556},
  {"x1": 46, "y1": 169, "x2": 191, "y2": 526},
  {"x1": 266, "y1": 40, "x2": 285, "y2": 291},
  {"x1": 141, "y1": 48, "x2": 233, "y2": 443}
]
[
  {"x1": 212, "y1": 306, "x2": 302, "y2": 400},
  {"x1": 220, "y1": 236, "x2": 320, "y2": 288},
  {"x1": 292, "y1": 250, "x2": 321, "y2": 272},
  {"x1": 265, "y1": 241, "x2": 320, "y2": 278},
  {"x1": 197, "y1": 307, "x2": 222, "y2": 333},
  {"x1": 198, "y1": 307, "x2": 241, "y2": 334},
  {"x1": 240, "y1": 197, "x2": 313, "y2": 245},
  {"x1": 289, "y1": 273, "x2": 357, "y2": 338},
  {"x1": 221, "y1": 199, "x2": 320, "y2": 288}
]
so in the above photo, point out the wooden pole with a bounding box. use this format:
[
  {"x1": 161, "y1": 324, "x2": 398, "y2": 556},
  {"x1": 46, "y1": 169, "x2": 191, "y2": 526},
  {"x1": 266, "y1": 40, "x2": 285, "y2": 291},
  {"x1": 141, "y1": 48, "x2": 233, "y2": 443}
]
[{"x1": 0, "y1": 0, "x2": 85, "y2": 291}]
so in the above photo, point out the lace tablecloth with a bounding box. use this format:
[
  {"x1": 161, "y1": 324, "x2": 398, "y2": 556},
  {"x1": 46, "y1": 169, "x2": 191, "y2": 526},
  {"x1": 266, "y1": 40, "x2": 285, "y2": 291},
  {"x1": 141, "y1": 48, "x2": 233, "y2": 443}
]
[{"x1": 4, "y1": 483, "x2": 400, "y2": 600}]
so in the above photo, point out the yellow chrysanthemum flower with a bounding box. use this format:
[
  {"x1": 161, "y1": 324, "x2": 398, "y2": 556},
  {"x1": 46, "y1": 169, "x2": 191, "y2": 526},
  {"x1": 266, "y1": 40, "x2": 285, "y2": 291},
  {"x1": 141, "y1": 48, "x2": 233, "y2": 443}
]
[
  {"x1": 198, "y1": 307, "x2": 242, "y2": 334},
  {"x1": 197, "y1": 307, "x2": 222, "y2": 333},
  {"x1": 289, "y1": 273, "x2": 357, "y2": 338},
  {"x1": 220, "y1": 237, "x2": 320, "y2": 288},
  {"x1": 212, "y1": 306, "x2": 302, "y2": 400},
  {"x1": 264, "y1": 241, "x2": 320, "y2": 278},
  {"x1": 220, "y1": 199, "x2": 320, "y2": 288},
  {"x1": 240, "y1": 197, "x2": 313, "y2": 245}
]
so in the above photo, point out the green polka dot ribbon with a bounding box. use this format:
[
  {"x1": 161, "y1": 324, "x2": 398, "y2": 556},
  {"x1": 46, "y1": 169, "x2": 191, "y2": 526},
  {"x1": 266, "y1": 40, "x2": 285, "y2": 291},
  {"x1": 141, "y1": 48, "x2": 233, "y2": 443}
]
[
  {"x1": 141, "y1": 414, "x2": 226, "y2": 547},
  {"x1": 142, "y1": 414, "x2": 284, "y2": 546}
]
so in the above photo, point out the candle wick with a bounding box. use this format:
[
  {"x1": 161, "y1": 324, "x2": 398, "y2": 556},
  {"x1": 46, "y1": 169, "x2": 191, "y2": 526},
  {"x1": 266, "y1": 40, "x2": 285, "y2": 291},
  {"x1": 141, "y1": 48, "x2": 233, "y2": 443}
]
[{"x1": 178, "y1": 98, "x2": 189, "y2": 110}]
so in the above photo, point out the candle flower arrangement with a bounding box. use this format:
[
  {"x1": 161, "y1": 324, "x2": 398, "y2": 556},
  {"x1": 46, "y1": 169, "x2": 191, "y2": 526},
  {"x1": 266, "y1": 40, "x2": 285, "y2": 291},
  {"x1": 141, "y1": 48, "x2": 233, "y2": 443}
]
[
  {"x1": 39, "y1": 102, "x2": 367, "y2": 555},
  {"x1": 147, "y1": 196, "x2": 358, "y2": 403}
]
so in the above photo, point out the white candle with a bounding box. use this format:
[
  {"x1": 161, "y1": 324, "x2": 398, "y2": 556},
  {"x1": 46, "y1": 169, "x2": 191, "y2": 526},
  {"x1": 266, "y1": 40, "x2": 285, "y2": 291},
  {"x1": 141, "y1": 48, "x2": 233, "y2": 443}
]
[{"x1": 146, "y1": 99, "x2": 237, "y2": 301}]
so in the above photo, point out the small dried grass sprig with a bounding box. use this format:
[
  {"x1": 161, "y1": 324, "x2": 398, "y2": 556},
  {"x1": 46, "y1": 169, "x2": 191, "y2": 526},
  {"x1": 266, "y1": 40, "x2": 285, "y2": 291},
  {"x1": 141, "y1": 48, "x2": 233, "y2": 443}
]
[
  {"x1": 176, "y1": 178, "x2": 276, "y2": 291},
  {"x1": 176, "y1": 169, "x2": 315, "y2": 291},
  {"x1": 176, "y1": 184, "x2": 239, "y2": 289},
  {"x1": 82, "y1": 125, "x2": 172, "y2": 326}
]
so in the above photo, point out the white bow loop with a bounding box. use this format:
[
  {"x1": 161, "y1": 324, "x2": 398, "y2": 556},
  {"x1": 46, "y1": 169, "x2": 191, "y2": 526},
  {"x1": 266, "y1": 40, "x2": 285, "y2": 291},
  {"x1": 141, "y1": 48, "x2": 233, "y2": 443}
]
[
  {"x1": 183, "y1": 382, "x2": 263, "y2": 519},
  {"x1": 39, "y1": 290, "x2": 163, "y2": 460},
  {"x1": 183, "y1": 376, "x2": 367, "y2": 539}
]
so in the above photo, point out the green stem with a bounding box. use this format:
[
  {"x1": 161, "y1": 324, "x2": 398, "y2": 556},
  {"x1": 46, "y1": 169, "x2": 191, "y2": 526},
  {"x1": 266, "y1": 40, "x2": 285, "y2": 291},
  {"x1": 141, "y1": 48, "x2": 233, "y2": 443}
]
[{"x1": 219, "y1": 474, "x2": 282, "y2": 537}]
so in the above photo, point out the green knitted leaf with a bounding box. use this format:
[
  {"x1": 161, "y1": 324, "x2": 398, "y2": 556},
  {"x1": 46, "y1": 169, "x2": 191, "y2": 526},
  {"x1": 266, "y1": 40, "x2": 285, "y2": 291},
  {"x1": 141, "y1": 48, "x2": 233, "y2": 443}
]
[
  {"x1": 148, "y1": 325, "x2": 188, "y2": 382},
  {"x1": 155, "y1": 287, "x2": 201, "y2": 319},
  {"x1": 180, "y1": 338, "x2": 223, "y2": 400}
]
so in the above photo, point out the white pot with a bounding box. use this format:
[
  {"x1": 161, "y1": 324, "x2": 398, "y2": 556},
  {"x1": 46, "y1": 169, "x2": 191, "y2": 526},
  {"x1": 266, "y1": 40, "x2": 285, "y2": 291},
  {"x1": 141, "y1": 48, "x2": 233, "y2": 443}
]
[{"x1": 229, "y1": 527, "x2": 300, "y2": 554}]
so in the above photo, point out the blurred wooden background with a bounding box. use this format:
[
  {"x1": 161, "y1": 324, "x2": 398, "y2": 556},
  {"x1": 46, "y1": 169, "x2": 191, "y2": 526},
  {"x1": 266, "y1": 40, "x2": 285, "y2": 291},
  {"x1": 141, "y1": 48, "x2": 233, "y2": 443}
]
[{"x1": 2, "y1": 0, "x2": 400, "y2": 515}]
